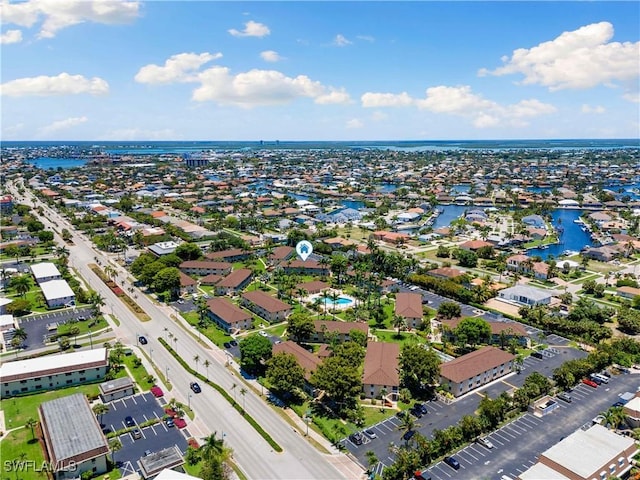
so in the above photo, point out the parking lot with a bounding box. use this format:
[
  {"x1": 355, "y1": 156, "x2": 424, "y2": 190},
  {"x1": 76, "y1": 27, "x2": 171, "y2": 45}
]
[
  {"x1": 370, "y1": 372, "x2": 640, "y2": 480},
  {"x1": 18, "y1": 306, "x2": 94, "y2": 350},
  {"x1": 99, "y1": 392, "x2": 189, "y2": 477}
]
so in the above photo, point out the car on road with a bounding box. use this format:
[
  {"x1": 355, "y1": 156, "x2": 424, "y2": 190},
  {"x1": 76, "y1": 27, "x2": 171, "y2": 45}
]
[
  {"x1": 477, "y1": 436, "x2": 494, "y2": 449},
  {"x1": 363, "y1": 429, "x2": 377, "y2": 439},
  {"x1": 349, "y1": 432, "x2": 363, "y2": 445},
  {"x1": 443, "y1": 456, "x2": 461, "y2": 470},
  {"x1": 151, "y1": 386, "x2": 164, "y2": 397},
  {"x1": 582, "y1": 378, "x2": 598, "y2": 388},
  {"x1": 138, "y1": 336, "x2": 147, "y2": 345},
  {"x1": 259, "y1": 331, "x2": 268, "y2": 337},
  {"x1": 557, "y1": 391, "x2": 572, "y2": 403},
  {"x1": 144, "y1": 450, "x2": 152, "y2": 456},
  {"x1": 190, "y1": 382, "x2": 202, "y2": 394},
  {"x1": 165, "y1": 418, "x2": 175, "y2": 428},
  {"x1": 124, "y1": 416, "x2": 135, "y2": 427}
]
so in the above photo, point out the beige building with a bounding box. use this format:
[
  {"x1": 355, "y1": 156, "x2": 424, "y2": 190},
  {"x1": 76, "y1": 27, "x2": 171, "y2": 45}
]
[
  {"x1": 362, "y1": 342, "x2": 400, "y2": 400},
  {"x1": 178, "y1": 260, "x2": 232, "y2": 276},
  {"x1": 1, "y1": 348, "x2": 108, "y2": 398},
  {"x1": 40, "y1": 393, "x2": 110, "y2": 480},
  {"x1": 519, "y1": 424, "x2": 637, "y2": 480},
  {"x1": 206, "y1": 297, "x2": 252, "y2": 333},
  {"x1": 215, "y1": 269, "x2": 253, "y2": 295},
  {"x1": 395, "y1": 292, "x2": 423, "y2": 329},
  {"x1": 440, "y1": 346, "x2": 514, "y2": 397},
  {"x1": 311, "y1": 320, "x2": 368, "y2": 343},
  {"x1": 241, "y1": 290, "x2": 292, "y2": 323}
]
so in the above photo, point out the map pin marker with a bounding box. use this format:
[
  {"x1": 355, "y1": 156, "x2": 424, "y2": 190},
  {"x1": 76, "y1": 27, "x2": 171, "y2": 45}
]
[{"x1": 296, "y1": 240, "x2": 313, "y2": 262}]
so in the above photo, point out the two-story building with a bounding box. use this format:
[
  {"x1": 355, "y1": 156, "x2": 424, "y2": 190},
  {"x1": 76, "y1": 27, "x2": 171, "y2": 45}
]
[
  {"x1": 395, "y1": 292, "x2": 423, "y2": 329},
  {"x1": 241, "y1": 290, "x2": 292, "y2": 323},
  {"x1": 310, "y1": 320, "x2": 368, "y2": 343},
  {"x1": 206, "y1": 298, "x2": 252, "y2": 333},
  {"x1": 179, "y1": 261, "x2": 232, "y2": 276},
  {"x1": 215, "y1": 269, "x2": 253, "y2": 296},
  {"x1": 362, "y1": 342, "x2": 400, "y2": 401},
  {"x1": 30, "y1": 262, "x2": 63, "y2": 284}
]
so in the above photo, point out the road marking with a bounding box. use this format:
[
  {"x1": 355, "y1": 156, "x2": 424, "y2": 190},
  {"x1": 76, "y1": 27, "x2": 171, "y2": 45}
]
[
  {"x1": 434, "y1": 465, "x2": 451, "y2": 478},
  {"x1": 498, "y1": 429, "x2": 517, "y2": 439},
  {"x1": 131, "y1": 396, "x2": 138, "y2": 405},
  {"x1": 462, "y1": 449, "x2": 478, "y2": 461},
  {"x1": 469, "y1": 445, "x2": 486, "y2": 457},
  {"x1": 502, "y1": 380, "x2": 518, "y2": 389},
  {"x1": 490, "y1": 433, "x2": 507, "y2": 444},
  {"x1": 520, "y1": 416, "x2": 539, "y2": 426}
]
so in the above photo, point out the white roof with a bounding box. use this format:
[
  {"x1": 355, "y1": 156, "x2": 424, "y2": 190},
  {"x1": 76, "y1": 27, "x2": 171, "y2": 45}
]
[
  {"x1": 0, "y1": 297, "x2": 13, "y2": 307},
  {"x1": 155, "y1": 469, "x2": 201, "y2": 480},
  {"x1": 30, "y1": 262, "x2": 61, "y2": 280},
  {"x1": 40, "y1": 279, "x2": 75, "y2": 301},
  {"x1": 0, "y1": 314, "x2": 15, "y2": 327},
  {"x1": 500, "y1": 284, "x2": 552, "y2": 301},
  {"x1": 541, "y1": 424, "x2": 635, "y2": 478},
  {"x1": 0, "y1": 348, "x2": 107, "y2": 379},
  {"x1": 520, "y1": 462, "x2": 570, "y2": 480}
]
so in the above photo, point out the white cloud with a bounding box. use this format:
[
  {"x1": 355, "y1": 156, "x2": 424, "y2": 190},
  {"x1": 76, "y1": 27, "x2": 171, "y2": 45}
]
[
  {"x1": 479, "y1": 22, "x2": 640, "y2": 91},
  {"x1": 0, "y1": 0, "x2": 141, "y2": 39},
  {"x1": 333, "y1": 34, "x2": 352, "y2": 47},
  {"x1": 1, "y1": 29, "x2": 22, "y2": 44},
  {"x1": 315, "y1": 88, "x2": 351, "y2": 105},
  {"x1": 361, "y1": 91, "x2": 414, "y2": 107},
  {"x1": 228, "y1": 20, "x2": 270, "y2": 38},
  {"x1": 135, "y1": 52, "x2": 222, "y2": 84},
  {"x1": 346, "y1": 118, "x2": 363, "y2": 129},
  {"x1": 1, "y1": 72, "x2": 109, "y2": 96},
  {"x1": 581, "y1": 104, "x2": 606, "y2": 114},
  {"x1": 356, "y1": 35, "x2": 374, "y2": 42},
  {"x1": 622, "y1": 92, "x2": 640, "y2": 103},
  {"x1": 361, "y1": 85, "x2": 556, "y2": 128},
  {"x1": 39, "y1": 116, "x2": 88, "y2": 135},
  {"x1": 371, "y1": 111, "x2": 388, "y2": 121},
  {"x1": 260, "y1": 50, "x2": 282, "y2": 62}
]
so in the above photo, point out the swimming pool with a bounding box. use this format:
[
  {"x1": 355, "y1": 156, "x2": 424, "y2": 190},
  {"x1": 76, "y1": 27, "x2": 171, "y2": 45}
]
[{"x1": 323, "y1": 296, "x2": 354, "y2": 306}]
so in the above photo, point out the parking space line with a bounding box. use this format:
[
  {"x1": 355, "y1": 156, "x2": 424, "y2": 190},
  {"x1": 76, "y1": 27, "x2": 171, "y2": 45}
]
[
  {"x1": 497, "y1": 429, "x2": 517, "y2": 439},
  {"x1": 434, "y1": 465, "x2": 451, "y2": 478},
  {"x1": 503, "y1": 424, "x2": 524, "y2": 435},
  {"x1": 488, "y1": 434, "x2": 504, "y2": 445},
  {"x1": 520, "y1": 416, "x2": 539, "y2": 427},
  {"x1": 461, "y1": 449, "x2": 478, "y2": 462},
  {"x1": 508, "y1": 421, "x2": 529, "y2": 432},
  {"x1": 468, "y1": 445, "x2": 486, "y2": 456},
  {"x1": 131, "y1": 396, "x2": 138, "y2": 405}
]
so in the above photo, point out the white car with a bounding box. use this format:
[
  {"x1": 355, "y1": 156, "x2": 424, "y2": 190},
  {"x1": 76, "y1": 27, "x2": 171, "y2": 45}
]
[
  {"x1": 477, "y1": 437, "x2": 494, "y2": 449},
  {"x1": 259, "y1": 331, "x2": 269, "y2": 337}
]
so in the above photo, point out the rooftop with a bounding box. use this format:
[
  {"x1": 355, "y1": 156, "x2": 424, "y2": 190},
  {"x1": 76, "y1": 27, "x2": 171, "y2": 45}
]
[
  {"x1": 40, "y1": 279, "x2": 75, "y2": 301},
  {"x1": 363, "y1": 342, "x2": 400, "y2": 386},
  {"x1": 1, "y1": 348, "x2": 108, "y2": 382},
  {"x1": 30, "y1": 262, "x2": 61, "y2": 280},
  {"x1": 440, "y1": 346, "x2": 515, "y2": 384}
]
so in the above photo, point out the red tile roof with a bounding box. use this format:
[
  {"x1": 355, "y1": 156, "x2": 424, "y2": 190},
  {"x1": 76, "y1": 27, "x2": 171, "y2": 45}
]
[
  {"x1": 362, "y1": 342, "x2": 400, "y2": 387},
  {"x1": 440, "y1": 346, "x2": 514, "y2": 384}
]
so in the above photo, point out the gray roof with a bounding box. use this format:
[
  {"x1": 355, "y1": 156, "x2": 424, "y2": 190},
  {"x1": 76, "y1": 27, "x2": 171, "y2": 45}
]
[
  {"x1": 138, "y1": 446, "x2": 184, "y2": 478},
  {"x1": 40, "y1": 393, "x2": 109, "y2": 464},
  {"x1": 99, "y1": 376, "x2": 134, "y2": 394},
  {"x1": 500, "y1": 284, "x2": 552, "y2": 301}
]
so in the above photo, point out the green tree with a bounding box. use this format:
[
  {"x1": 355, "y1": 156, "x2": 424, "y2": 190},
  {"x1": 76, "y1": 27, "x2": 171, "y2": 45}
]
[
  {"x1": 10, "y1": 274, "x2": 32, "y2": 297},
  {"x1": 437, "y1": 301, "x2": 461, "y2": 319},
  {"x1": 454, "y1": 249, "x2": 478, "y2": 268},
  {"x1": 330, "y1": 255, "x2": 349, "y2": 285},
  {"x1": 92, "y1": 403, "x2": 110, "y2": 425},
  {"x1": 25, "y1": 417, "x2": 38, "y2": 440},
  {"x1": 399, "y1": 344, "x2": 441, "y2": 394},
  {"x1": 311, "y1": 355, "x2": 362, "y2": 413},
  {"x1": 349, "y1": 328, "x2": 367, "y2": 347},
  {"x1": 175, "y1": 242, "x2": 203, "y2": 261},
  {"x1": 265, "y1": 352, "x2": 306, "y2": 398},
  {"x1": 397, "y1": 413, "x2": 421, "y2": 445},
  {"x1": 454, "y1": 317, "x2": 491, "y2": 347},
  {"x1": 152, "y1": 267, "x2": 181, "y2": 297},
  {"x1": 37, "y1": 230, "x2": 54, "y2": 242},
  {"x1": 239, "y1": 334, "x2": 273, "y2": 375},
  {"x1": 109, "y1": 438, "x2": 123, "y2": 464},
  {"x1": 287, "y1": 312, "x2": 315, "y2": 343},
  {"x1": 6, "y1": 298, "x2": 31, "y2": 316}
]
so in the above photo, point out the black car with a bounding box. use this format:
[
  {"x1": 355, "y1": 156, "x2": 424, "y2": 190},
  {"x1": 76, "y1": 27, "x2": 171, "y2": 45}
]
[
  {"x1": 402, "y1": 430, "x2": 416, "y2": 442},
  {"x1": 223, "y1": 342, "x2": 232, "y2": 349},
  {"x1": 348, "y1": 432, "x2": 363, "y2": 445},
  {"x1": 410, "y1": 406, "x2": 423, "y2": 418},
  {"x1": 230, "y1": 340, "x2": 238, "y2": 347},
  {"x1": 443, "y1": 456, "x2": 460, "y2": 470},
  {"x1": 138, "y1": 336, "x2": 148, "y2": 345},
  {"x1": 416, "y1": 403, "x2": 428, "y2": 415},
  {"x1": 124, "y1": 416, "x2": 135, "y2": 427},
  {"x1": 531, "y1": 351, "x2": 544, "y2": 359},
  {"x1": 190, "y1": 382, "x2": 202, "y2": 394}
]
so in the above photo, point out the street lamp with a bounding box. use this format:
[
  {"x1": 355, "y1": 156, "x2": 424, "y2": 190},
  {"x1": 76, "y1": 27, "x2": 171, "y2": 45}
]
[
  {"x1": 304, "y1": 416, "x2": 311, "y2": 436},
  {"x1": 165, "y1": 366, "x2": 170, "y2": 384},
  {"x1": 150, "y1": 348, "x2": 153, "y2": 364},
  {"x1": 188, "y1": 393, "x2": 192, "y2": 410}
]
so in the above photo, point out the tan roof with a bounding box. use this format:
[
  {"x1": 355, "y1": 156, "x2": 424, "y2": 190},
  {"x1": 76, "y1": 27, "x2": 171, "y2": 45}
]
[
  {"x1": 314, "y1": 320, "x2": 368, "y2": 335},
  {"x1": 179, "y1": 271, "x2": 197, "y2": 287},
  {"x1": 395, "y1": 292, "x2": 422, "y2": 319},
  {"x1": 242, "y1": 290, "x2": 291, "y2": 313},
  {"x1": 299, "y1": 280, "x2": 330, "y2": 293},
  {"x1": 440, "y1": 346, "x2": 515, "y2": 384},
  {"x1": 362, "y1": 342, "x2": 400, "y2": 387},
  {"x1": 206, "y1": 298, "x2": 251, "y2": 325},
  {"x1": 206, "y1": 248, "x2": 246, "y2": 259},
  {"x1": 217, "y1": 269, "x2": 253, "y2": 288},
  {"x1": 273, "y1": 341, "x2": 321, "y2": 380},
  {"x1": 618, "y1": 286, "x2": 640, "y2": 297},
  {"x1": 283, "y1": 259, "x2": 325, "y2": 270},
  {"x1": 269, "y1": 246, "x2": 294, "y2": 261},
  {"x1": 200, "y1": 273, "x2": 223, "y2": 285}
]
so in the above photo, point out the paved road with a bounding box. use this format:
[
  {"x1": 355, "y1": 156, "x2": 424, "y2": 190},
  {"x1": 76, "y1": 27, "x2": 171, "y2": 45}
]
[{"x1": 11, "y1": 183, "x2": 359, "y2": 480}]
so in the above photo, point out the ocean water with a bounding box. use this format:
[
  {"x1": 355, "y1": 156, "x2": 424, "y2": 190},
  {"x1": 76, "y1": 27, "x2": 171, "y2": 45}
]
[
  {"x1": 28, "y1": 157, "x2": 87, "y2": 169},
  {"x1": 526, "y1": 209, "x2": 593, "y2": 259}
]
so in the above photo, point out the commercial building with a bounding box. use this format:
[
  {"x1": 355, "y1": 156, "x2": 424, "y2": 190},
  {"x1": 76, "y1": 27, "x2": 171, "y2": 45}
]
[
  {"x1": 1, "y1": 348, "x2": 108, "y2": 397},
  {"x1": 519, "y1": 424, "x2": 637, "y2": 480},
  {"x1": 241, "y1": 290, "x2": 292, "y2": 323},
  {"x1": 439, "y1": 346, "x2": 514, "y2": 397},
  {"x1": 362, "y1": 342, "x2": 400, "y2": 400},
  {"x1": 138, "y1": 446, "x2": 185, "y2": 479},
  {"x1": 148, "y1": 241, "x2": 180, "y2": 256},
  {"x1": 39, "y1": 393, "x2": 110, "y2": 480},
  {"x1": 206, "y1": 298, "x2": 252, "y2": 333},
  {"x1": 40, "y1": 279, "x2": 76, "y2": 308},
  {"x1": 395, "y1": 292, "x2": 423, "y2": 329}
]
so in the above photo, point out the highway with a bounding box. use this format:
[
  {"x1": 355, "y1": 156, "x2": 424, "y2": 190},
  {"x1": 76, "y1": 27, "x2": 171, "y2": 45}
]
[{"x1": 9, "y1": 181, "x2": 360, "y2": 480}]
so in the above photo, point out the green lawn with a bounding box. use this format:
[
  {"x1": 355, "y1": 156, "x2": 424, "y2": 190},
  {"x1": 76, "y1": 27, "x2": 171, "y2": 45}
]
[
  {"x1": 180, "y1": 312, "x2": 233, "y2": 347},
  {"x1": 1, "y1": 383, "x2": 100, "y2": 429},
  {"x1": 373, "y1": 330, "x2": 427, "y2": 346},
  {"x1": 121, "y1": 353, "x2": 154, "y2": 391},
  {"x1": 1, "y1": 428, "x2": 46, "y2": 480},
  {"x1": 57, "y1": 316, "x2": 108, "y2": 338}
]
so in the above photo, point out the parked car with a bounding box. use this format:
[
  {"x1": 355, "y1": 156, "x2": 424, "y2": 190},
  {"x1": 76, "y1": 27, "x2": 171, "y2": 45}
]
[
  {"x1": 230, "y1": 340, "x2": 238, "y2": 347},
  {"x1": 165, "y1": 418, "x2": 175, "y2": 428},
  {"x1": 363, "y1": 429, "x2": 377, "y2": 439},
  {"x1": 349, "y1": 432, "x2": 363, "y2": 445},
  {"x1": 259, "y1": 331, "x2": 269, "y2": 337},
  {"x1": 416, "y1": 403, "x2": 428, "y2": 415},
  {"x1": 138, "y1": 336, "x2": 147, "y2": 345},
  {"x1": 402, "y1": 430, "x2": 416, "y2": 442},
  {"x1": 223, "y1": 342, "x2": 232, "y2": 349},
  {"x1": 557, "y1": 391, "x2": 572, "y2": 403},
  {"x1": 131, "y1": 428, "x2": 142, "y2": 439},
  {"x1": 592, "y1": 414, "x2": 605, "y2": 425},
  {"x1": 124, "y1": 416, "x2": 135, "y2": 427},
  {"x1": 582, "y1": 378, "x2": 598, "y2": 388},
  {"x1": 612, "y1": 401, "x2": 626, "y2": 408},
  {"x1": 144, "y1": 450, "x2": 152, "y2": 456},
  {"x1": 593, "y1": 373, "x2": 609, "y2": 384},
  {"x1": 150, "y1": 386, "x2": 164, "y2": 397},
  {"x1": 588, "y1": 374, "x2": 602, "y2": 385},
  {"x1": 410, "y1": 406, "x2": 423, "y2": 418},
  {"x1": 190, "y1": 382, "x2": 202, "y2": 394},
  {"x1": 443, "y1": 456, "x2": 461, "y2": 470},
  {"x1": 477, "y1": 437, "x2": 494, "y2": 449},
  {"x1": 531, "y1": 351, "x2": 544, "y2": 359}
]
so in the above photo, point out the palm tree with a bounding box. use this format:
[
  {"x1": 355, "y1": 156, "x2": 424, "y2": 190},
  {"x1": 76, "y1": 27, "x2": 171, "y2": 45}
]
[
  {"x1": 240, "y1": 387, "x2": 247, "y2": 414},
  {"x1": 92, "y1": 403, "x2": 110, "y2": 425},
  {"x1": 203, "y1": 359, "x2": 211, "y2": 380},
  {"x1": 25, "y1": 417, "x2": 38, "y2": 440},
  {"x1": 330, "y1": 291, "x2": 340, "y2": 316},
  {"x1": 10, "y1": 274, "x2": 32, "y2": 297},
  {"x1": 89, "y1": 291, "x2": 105, "y2": 317},
  {"x1": 193, "y1": 355, "x2": 200, "y2": 374},
  {"x1": 397, "y1": 413, "x2": 421, "y2": 445},
  {"x1": 603, "y1": 406, "x2": 626, "y2": 430},
  {"x1": 321, "y1": 290, "x2": 330, "y2": 319},
  {"x1": 69, "y1": 325, "x2": 81, "y2": 346},
  {"x1": 163, "y1": 327, "x2": 169, "y2": 342},
  {"x1": 231, "y1": 382, "x2": 237, "y2": 402},
  {"x1": 200, "y1": 431, "x2": 230, "y2": 462},
  {"x1": 392, "y1": 314, "x2": 407, "y2": 337},
  {"x1": 13, "y1": 328, "x2": 27, "y2": 345},
  {"x1": 173, "y1": 336, "x2": 178, "y2": 353},
  {"x1": 109, "y1": 438, "x2": 123, "y2": 466}
]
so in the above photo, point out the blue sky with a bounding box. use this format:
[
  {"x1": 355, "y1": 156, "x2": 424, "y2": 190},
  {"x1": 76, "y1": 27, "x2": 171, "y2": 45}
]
[{"x1": 1, "y1": 1, "x2": 638, "y2": 141}]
